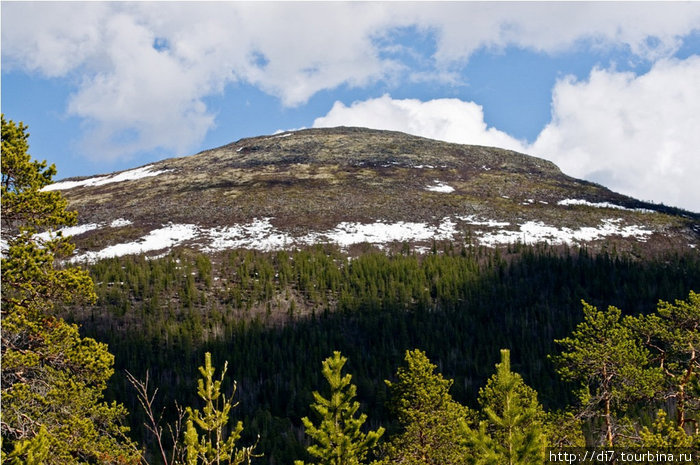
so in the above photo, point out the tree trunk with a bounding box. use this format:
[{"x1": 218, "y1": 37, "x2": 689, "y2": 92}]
[
  {"x1": 677, "y1": 346, "x2": 696, "y2": 429},
  {"x1": 603, "y1": 364, "x2": 613, "y2": 447},
  {"x1": 605, "y1": 394, "x2": 613, "y2": 447}
]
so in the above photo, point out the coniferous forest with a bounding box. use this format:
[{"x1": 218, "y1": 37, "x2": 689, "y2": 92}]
[
  {"x1": 76, "y1": 245, "x2": 700, "y2": 463},
  {"x1": 3, "y1": 115, "x2": 700, "y2": 464}
]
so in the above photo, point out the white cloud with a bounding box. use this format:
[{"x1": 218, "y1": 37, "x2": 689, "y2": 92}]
[
  {"x1": 1, "y1": 3, "x2": 399, "y2": 161},
  {"x1": 531, "y1": 57, "x2": 700, "y2": 212},
  {"x1": 408, "y1": 2, "x2": 700, "y2": 63},
  {"x1": 313, "y1": 95, "x2": 526, "y2": 152},
  {"x1": 0, "y1": 3, "x2": 109, "y2": 77},
  {"x1": 3, "y1": 2, "x2": 699, "y2": 164},
  {"x1": 65, "y1": 10, "x2": 220, "y2": 159}
]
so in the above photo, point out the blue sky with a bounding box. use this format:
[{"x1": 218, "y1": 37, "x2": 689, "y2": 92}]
[{"x1": 2, "y1": 2, "x2": 700, "y2": 211}]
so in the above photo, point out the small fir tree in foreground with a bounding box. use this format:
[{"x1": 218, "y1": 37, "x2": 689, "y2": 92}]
[
  {"x1": 381, "y1": 349, "x2": 473, "y2": 465},
  {"x1": 469, "y1": 349, "x2": 546, "y2": 465},
  {"x1": 296, "y1": 351, "x2": 384, "y2": 465},
  {"x1": 184, "y1": 352, "x2": 259, "y2": 465},
  {"x1": 129, "y1": 352, "x2": 259, "y2": 465}
]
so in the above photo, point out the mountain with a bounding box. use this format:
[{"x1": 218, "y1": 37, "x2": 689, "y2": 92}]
[{"x1": 47, "y1": 127, "x2": 699, "y2": 260}]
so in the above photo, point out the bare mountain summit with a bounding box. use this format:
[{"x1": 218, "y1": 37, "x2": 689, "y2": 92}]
[{"x1": 46, "y1": 127, "x2": 699, "y2": 261}]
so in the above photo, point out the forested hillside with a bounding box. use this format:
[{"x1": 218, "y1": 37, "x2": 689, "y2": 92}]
[{"x1": 64, "y1": 244, "x2": 700, "y2": 463}]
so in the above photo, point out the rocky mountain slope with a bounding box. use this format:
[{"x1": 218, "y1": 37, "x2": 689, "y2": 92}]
[{"x1": 46, "y1": 127, "x2": 699, "y2": 261}]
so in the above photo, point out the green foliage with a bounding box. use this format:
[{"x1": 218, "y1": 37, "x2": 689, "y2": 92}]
[
  {"x1": 297, "y1": 352, "x2": 384, "y2": 465},
  {"x1": 3, "y1": 426, "x2": 50, "y2": 465},
  {"x1": 1, "y1": 115, "x2": 139, "y2": 464},
  {"x1": 638, "y1": 411, "x2": 695, "y2": 448},
  {"x1": 551, "y1": 302, "x2": 663, "y2": 446},
  {"x1": 1, "y1": 114, "x2": 95, "y2": 313},
  {"x1": 469, "y1": 349, "x2": 547, "y2": 465},
  {"x1": 1, "y1": 115, "x2": 76, "y2": 235},
  {"x1": 381, "y1": 349, "x2": 472, "y2": 464},
  {"x1": 630, "y1": 291, "x2": 700, "y2": 430},
  {"x1": 542, "y1": 411, "x2": 585, "y2": 448},
  {"x1": 183, "y1": 352, "x2": 258, "y2": 465}
]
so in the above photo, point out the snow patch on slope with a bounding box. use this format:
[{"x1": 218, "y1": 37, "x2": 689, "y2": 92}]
[
  {"x1": 204, "y1": 218, "x2": 458, "y2": 252},
  {"x1": 271, "y1": 132, "x2": 292, "y2": 139},
  {"x1": 457, "y1": 215, "x2": 510, "y2": 227},
  {"x1": 110, "y1": 218, "x2": 133, "y2": 228},
  {"x1": 70, "y1": 216, "x2": 656, "y2": 263},
  {"x1": 34, "y1": 223, "x2": 102, "y2": 241},
  {"x1": 204, "y1": 218, "x2": 295, "y2": 252},
  {"x1": 73, "y1": 218, "x2": 460, "y2": 262},
  {"x1": 34, "y1": 218, "x2": 133, "y2": 242},
  {"x1": 73, "y1": 223, "x2": 198, "y2": 262},
  {"x1": 43, "y1": 166, "x2": 172, "y2": 191},
  {"x1": 319, "y1": 219, "x2": 456, "y2": 247},
  {"x1": 478, "y1": 219, "x2": 654, "y2": 247},
  {"x1": 558, "y1": 199, "x2": 655, "y2": 213},
  {"x1": 425, "y1": 181, "x2": 455, "y2": 193}
]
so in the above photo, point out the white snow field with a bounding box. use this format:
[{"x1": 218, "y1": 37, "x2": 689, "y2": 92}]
[
  {"x1": 68, "y1": 215, "x2": 655, "y2": 263},
  {"x1": 42, "y1": 166, "x2": 172, "y2": 191}
]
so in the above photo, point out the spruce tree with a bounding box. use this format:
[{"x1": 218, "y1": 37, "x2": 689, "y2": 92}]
[
  {"x1": 469, "y1": 349, "x2": 546, "y2": 465},
  {"x1": 296, "y1": 351, "x2": 384, "y2": 465},
  {"x1": 381, "y1": 349, "x2": 472, "y2": 465},
  {"x1": 1, "y1": 115, "x2": 140, "y2": 463}
]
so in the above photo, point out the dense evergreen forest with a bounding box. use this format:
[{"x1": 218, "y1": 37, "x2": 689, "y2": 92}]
[{"x1": 63, "y1": 244, "x2": 700, "y2": 463}]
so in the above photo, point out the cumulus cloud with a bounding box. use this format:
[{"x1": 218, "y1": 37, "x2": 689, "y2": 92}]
[
  {"x1": 313, "y1": 95, "x2": 526, "y2": 152},
  {"x1": 2, "y1": 2, "x2": 699, "y2": 167},
  {"x1": 1, "y1": 2, "x2": 399, "y2": 160},
  {"x1": 407, "y1": 2, "x2": 700, "y2": 63},
  {"x1": 530, "y1": 57, "x2": 700, "y2": 212}
]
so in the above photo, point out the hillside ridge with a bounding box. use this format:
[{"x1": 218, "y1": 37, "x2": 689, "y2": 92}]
[{"x1": 46, "y1": 127, "x2": 699, "y2": 261}]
